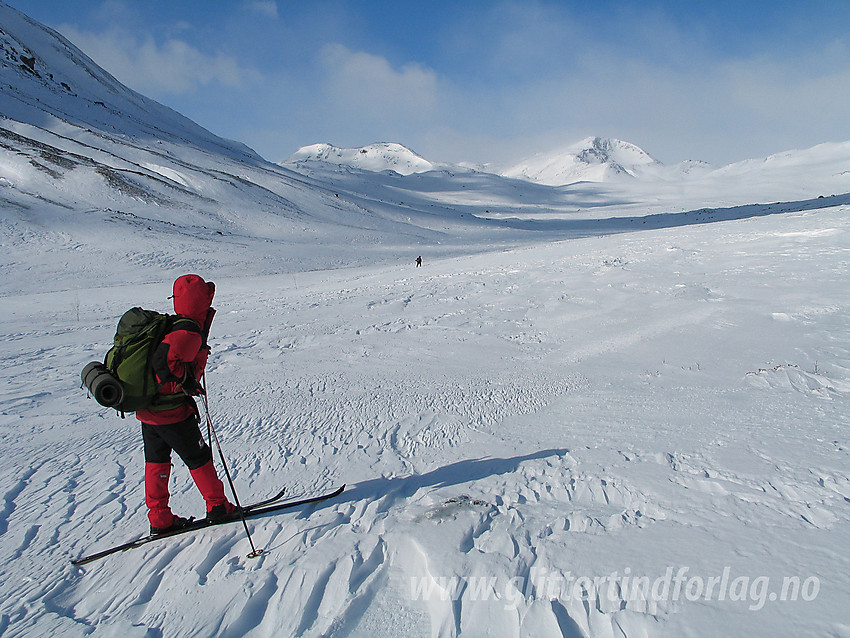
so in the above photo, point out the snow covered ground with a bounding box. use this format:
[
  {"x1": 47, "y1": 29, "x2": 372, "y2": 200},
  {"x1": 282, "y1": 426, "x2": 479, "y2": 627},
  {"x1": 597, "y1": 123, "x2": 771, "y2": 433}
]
[
  {"x1": 286, "y1": 143, "x2": 441, "y2": 176},
  {"x1": 2, "y1": 198, "x2": 849, "y2": 637}
]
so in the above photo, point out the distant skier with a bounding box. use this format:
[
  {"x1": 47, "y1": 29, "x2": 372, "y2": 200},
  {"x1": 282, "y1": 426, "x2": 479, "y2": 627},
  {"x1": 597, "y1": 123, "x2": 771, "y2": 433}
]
[
  {"x1": 137, "y1": 274, "x2": 237, "y2": 534},
  {"x1": 415, "y1": 255, "x2": 422, "y2": 268}
]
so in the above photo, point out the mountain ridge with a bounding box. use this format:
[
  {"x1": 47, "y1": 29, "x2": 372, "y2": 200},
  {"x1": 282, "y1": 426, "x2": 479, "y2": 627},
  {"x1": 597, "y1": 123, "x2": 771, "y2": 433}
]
[
  {"x1": 502, "y1": 136, "x2": 661, "y2": 185},
  {"x1": 285, "y1": 142, "x2": 442, "y2": 176},
  {"x1": 284, "y1": 135, "x2": 850, "y2": 193},
  {"x1": 1, "y1": 0, "x2": 849, "y2": 297},
  {"x1": 0, "y1": 2, "x2": 260, "y2": 164}
]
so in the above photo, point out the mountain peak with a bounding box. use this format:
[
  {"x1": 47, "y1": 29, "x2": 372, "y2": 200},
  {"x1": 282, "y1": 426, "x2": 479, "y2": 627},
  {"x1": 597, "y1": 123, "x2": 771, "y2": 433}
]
[
  {"x1": 503, "y1": 137, "x2": 660, "y2": 185},
  {"x1": 285, "y1": 142, "x2": 438, "y2": 175}
]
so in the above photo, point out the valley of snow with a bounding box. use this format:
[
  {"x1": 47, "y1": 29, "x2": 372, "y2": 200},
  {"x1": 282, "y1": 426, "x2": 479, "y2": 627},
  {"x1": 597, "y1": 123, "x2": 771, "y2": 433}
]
[
  {"x1": 2, "y1": 199, "x2": 850, "y2": 638},
  {"x1": 2, "y1": 2, "x2": 850, "y2": 636}
]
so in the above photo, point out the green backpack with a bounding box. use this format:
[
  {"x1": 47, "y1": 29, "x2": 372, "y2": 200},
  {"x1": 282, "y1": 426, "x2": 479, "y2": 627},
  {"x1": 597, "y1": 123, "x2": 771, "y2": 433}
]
[{"x1": 104, "y1": 307, "x2": 198, "y2": 413}]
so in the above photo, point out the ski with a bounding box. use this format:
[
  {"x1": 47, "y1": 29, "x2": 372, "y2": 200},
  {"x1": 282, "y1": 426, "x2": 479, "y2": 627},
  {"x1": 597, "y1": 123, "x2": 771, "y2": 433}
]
[
  {"x1": 235, "y1": 484, "x2": 344, "y2": 518},
  {"x1": 241, "y1": 486, "x2": 288, "y2": 510},
  {"x1": 71, "y1": 485, "x2": 344, "y2": 566}
]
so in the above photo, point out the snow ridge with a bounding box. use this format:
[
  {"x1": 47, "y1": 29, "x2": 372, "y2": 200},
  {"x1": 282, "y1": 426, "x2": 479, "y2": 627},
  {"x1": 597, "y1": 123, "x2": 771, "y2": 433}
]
[
  {"x1": 285, "y1": 142, "x2": 439, "y2": 175},
  {"x1": 502, "y1": 136, "x2": 660, "y2": 185},
  {"x1": 0, "y1": 2, "x2": 259, "y2": 163}
]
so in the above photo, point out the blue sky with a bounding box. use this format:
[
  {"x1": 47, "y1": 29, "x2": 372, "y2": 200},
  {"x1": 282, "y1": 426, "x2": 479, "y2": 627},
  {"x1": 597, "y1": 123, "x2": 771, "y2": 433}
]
[{"x1": 8, "y1": 0, "x2": 850, "y2": 166}]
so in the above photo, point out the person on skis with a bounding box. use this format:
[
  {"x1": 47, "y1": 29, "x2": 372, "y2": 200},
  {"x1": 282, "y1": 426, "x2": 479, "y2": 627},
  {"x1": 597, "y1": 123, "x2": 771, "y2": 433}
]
[{"x1": 137, "y1": 274, "x2": 237, "y2": 534}]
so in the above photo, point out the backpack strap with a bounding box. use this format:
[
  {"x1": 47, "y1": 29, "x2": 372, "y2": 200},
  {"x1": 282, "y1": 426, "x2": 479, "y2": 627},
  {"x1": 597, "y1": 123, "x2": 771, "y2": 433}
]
[{"x1": 147, "y1": 316, "x2": 203, "y2": 410}]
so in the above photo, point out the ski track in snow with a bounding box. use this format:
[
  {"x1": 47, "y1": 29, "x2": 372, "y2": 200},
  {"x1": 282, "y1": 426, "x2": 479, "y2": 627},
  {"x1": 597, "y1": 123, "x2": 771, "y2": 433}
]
[{"x1": 1, "y1": 206, "x2": 849, "y2": 637}]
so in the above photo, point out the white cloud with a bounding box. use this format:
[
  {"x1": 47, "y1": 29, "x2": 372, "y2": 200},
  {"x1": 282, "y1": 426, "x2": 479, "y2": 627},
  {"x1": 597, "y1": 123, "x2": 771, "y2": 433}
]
[
  {"x1": 57, "y1": 24, "x2": 261, "y2": 96},
  {"x1": 318, "y1": 44, "x2": 439, "y2": 122},
  {"x1": 245, "y1": 1, "x2": 278, "y2": 19},
  {"x1": 48, "y1": 2, "x2": 850, "y2": 168},
  {"x1": 420, "y1": 4, "x2": 850, "y2": 166}
]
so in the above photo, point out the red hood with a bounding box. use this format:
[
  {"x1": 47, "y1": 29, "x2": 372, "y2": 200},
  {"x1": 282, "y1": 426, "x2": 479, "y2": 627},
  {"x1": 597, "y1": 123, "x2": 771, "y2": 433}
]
[{"x1": 172, "y1": 274, "x2": 215, "y2": 325}]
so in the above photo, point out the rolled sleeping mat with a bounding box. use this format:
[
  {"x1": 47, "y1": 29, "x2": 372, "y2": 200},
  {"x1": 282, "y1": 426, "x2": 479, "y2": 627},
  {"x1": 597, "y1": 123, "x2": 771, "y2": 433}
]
[{"x1": 81, "y1": 361, "x2": 125, "y2": 408}]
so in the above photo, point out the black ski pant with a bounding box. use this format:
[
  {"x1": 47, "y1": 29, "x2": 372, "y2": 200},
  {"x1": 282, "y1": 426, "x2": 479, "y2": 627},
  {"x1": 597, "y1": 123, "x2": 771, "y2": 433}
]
[{"x1": 141, "y1": 416, "x2": 212, "y2": 471}]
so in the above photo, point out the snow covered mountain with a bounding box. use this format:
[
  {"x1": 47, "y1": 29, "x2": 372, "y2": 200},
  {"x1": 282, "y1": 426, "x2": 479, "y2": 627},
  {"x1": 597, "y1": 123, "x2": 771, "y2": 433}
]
[
  {"x1": 284, "y1": 137, "x2": 662, "y2": 184},
  {"x1": 285, "y1": 142, "x2": 441, "y2": 175},
  {"x1": 2, "y1": 0, "x2": 849, "y2": 296},
  {"x1": 284, "y1": 134, "x2": 850, "y2": 199},
  {"x1": 502, "y1": 137, "x2": 661, "y2": 185},
  {"x1": 0, "y1": 2, "x2": 498, "y2": 289},
  {"x1": 0, "y1": 2, "x2": 259, "y2": 163}
]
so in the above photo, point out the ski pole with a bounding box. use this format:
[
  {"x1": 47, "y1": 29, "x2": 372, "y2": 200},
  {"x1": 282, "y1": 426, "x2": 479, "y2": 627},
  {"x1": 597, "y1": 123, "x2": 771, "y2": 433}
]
[{"x1": 199, "y1": 376, "x2": 264, "y2": 559}]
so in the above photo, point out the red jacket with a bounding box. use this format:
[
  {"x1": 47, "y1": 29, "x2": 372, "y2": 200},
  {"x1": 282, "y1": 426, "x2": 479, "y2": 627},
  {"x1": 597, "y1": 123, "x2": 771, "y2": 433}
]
[{"x1": 136, "y1": 275, "x2": 215, "y2": 425}]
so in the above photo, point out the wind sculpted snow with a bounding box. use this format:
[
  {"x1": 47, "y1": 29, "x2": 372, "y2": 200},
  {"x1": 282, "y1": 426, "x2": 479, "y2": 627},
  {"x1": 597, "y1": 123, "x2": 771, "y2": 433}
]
[{"x1": 1, "y1": 203, "x2": 849, "y2": 637}]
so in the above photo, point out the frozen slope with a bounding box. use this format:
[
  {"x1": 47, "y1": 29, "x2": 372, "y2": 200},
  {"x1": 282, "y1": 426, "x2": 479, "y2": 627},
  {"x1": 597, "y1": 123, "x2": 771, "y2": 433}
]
[
  {"x1": 1, "y1": 200, "x2": 848, "y2": 637},
  {"x1": 4, "y1": 2, "x2": 849, "y2": 296},
  {"x1": 502, "y1": 137, "x2": 660, "y2": 185},
  {"x1": 286, "y1": 143, "x2": 440, "y2": 175},
  {"x1": 0, "y1": 1, "x2": 259, "y2": 163},
  {"x1": 0, "y1": 0, "x2": 508, "y2": 291}
]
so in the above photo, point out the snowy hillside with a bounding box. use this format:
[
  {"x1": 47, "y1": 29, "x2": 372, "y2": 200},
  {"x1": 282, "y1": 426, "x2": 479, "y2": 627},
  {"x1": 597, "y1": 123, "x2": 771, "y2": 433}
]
[
  {"x1": 502, "y1": 137, "x2": 660, "y2": 185},
  {"x1": 286, "y1": 143, "x2": 440, "y2": 176},
  {"x1": 3, "y1": 0, "x2": 847, "y2": 296},
  {"x1": 2, "y1": 3, "x2": 850, "y2": 638},
  {"x1": 0, "y1": 3, "x2": 259, "y2": 163},
  {"x1": 284, "y1": 135, "x2": 850, "y2": 206},
  {"x1": 283, "y1": 137, "x2": 662, "y2": 185},
  {"x1": 0, "y1": 1, "x2": 506, "y2": 291}
]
